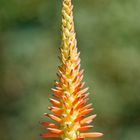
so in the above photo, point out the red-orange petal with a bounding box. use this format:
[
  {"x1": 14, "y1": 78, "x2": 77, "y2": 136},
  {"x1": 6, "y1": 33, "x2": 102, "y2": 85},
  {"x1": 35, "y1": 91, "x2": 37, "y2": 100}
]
[
  {"x1": 56, "y1": 86, "x2": 63, "y2": 91},
  {"x1": 49, "y1": 98, "x2": 61, "y2": 107},
  {"x1": 75, "y1": 99, "x2": 88, "y2": 110},
  {"x1": 80, "y1": 82, "x2": 85, "y2": 89},
  {"x1": 78, "y1": 125, "x2": 93, "y2": 131},
  {"x1": 48, "y1": 107, "x2": 62, "y2": 115},
  {"x1": 80, "y1": 103, "x2": 92, "y2": 111},
  {"x1": 63, "y1": 101, "x2": 70, "y2": 109},
  {"x1": 51, "y1": 88, "x2": 62, "y2": 96},
  {"x1": 55, "y1": 81, "x2": 61, "y2": 87},
  {"x1": 77, "y1": 75, "x2": 84, "y2": 83},
  {"x1": 79, "y1": 69, "x2": 84, "y2": 75},
  {"x1": 40, "y1": 121, "x2": 58, "y2": 128},
  {"x1": 61, "y1": 73, "x2": 68, "y2": 81},
  {"x1": 79, "y1": 93, "x2": 89, "y2": 100},
  {"x1": 75, "y1": 82, "x2": 85, "y2": 89},
  {"x1": 76, "y1": 138, "x2": 84, "y2": 140},
  {"x1": 72, "y1": 97, "x2": 80, "y2": 105},
  {"x1": 47, "y1": 128, "x2": 63, "y2": 134},
  {"x1": 70, "y1": 107, "x2": 74, "y2": 115},
  {"x1": 74, "y1": 64, "x2": 80, "y2": 70},
  {"x1": 58, "y1": 66, "x2": 64, "y2": 73},
  {"x1": 72, "y1": 76, "x2": 78, "y2": 83},
  {"x1": 74, "y1": 82, "x2": 85, "y2": 94},
  {"x1": 79, "y1": 108, "x2": 93, "y2": 116},
  {"x1": 75, "y1": 87, "x2": 89, "y2": 95},
  {"x1": 40, "y1": 133, "x2": 60, "y2": 137},
  {"x1": 45, "y1": 113, "x2": 62, "y2": 123},
  {"x1": 74, "y1": 115, "x2": 84, "y2": 122},
  {"x1": 80, "y1": 114, "x2": 96, "y2": 125},
  {"x1": 69, "y1": 69, "x2": 73, "y2": 76},
  {"x1": 80, "y1": 132, "x2": 103, "y2": 138}
]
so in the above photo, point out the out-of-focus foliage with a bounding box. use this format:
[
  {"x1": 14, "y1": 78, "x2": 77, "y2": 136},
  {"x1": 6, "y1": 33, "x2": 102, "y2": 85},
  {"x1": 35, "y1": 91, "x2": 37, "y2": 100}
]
[{"x1": 0, "y1": 0, "x2": 140, "y2": 140}]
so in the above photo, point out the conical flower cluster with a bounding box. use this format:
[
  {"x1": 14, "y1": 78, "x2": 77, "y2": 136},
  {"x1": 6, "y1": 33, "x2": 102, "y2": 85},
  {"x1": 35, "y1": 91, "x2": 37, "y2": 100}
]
[{"x1": 40, "y1": 0, "x2": 103, "y2": 139}]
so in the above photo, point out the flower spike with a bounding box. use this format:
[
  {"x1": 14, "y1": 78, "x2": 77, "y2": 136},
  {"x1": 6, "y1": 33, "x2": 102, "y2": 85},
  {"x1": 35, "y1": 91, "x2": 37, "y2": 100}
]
[{"x1": 40, "y1": 0, "x2": 103, "y2": 140}]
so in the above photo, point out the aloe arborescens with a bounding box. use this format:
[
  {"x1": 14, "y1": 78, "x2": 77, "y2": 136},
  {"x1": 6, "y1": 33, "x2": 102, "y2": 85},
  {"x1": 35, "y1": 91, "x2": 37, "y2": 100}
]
[{"x1": 40, "y1": 0, "x2": 103, "y2": 139}]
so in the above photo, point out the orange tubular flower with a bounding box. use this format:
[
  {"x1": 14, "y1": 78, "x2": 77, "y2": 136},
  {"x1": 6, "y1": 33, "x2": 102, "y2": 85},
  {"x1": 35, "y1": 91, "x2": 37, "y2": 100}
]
[{"x1": 40, "y1": 0, "x2": 103, "y2": 140}]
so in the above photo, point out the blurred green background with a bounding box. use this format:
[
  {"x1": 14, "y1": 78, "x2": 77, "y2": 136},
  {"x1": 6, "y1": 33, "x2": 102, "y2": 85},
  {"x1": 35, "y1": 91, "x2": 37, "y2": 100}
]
[{"x1": 0, "y1": 0, "x2": 140, "y2": 140}]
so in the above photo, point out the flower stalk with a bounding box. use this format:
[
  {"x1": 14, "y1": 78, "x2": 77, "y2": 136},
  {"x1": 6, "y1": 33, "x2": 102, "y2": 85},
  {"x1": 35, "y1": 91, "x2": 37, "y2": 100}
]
[{"x1": 40, "y1": 0, "x2": 103, "y2": 140}]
